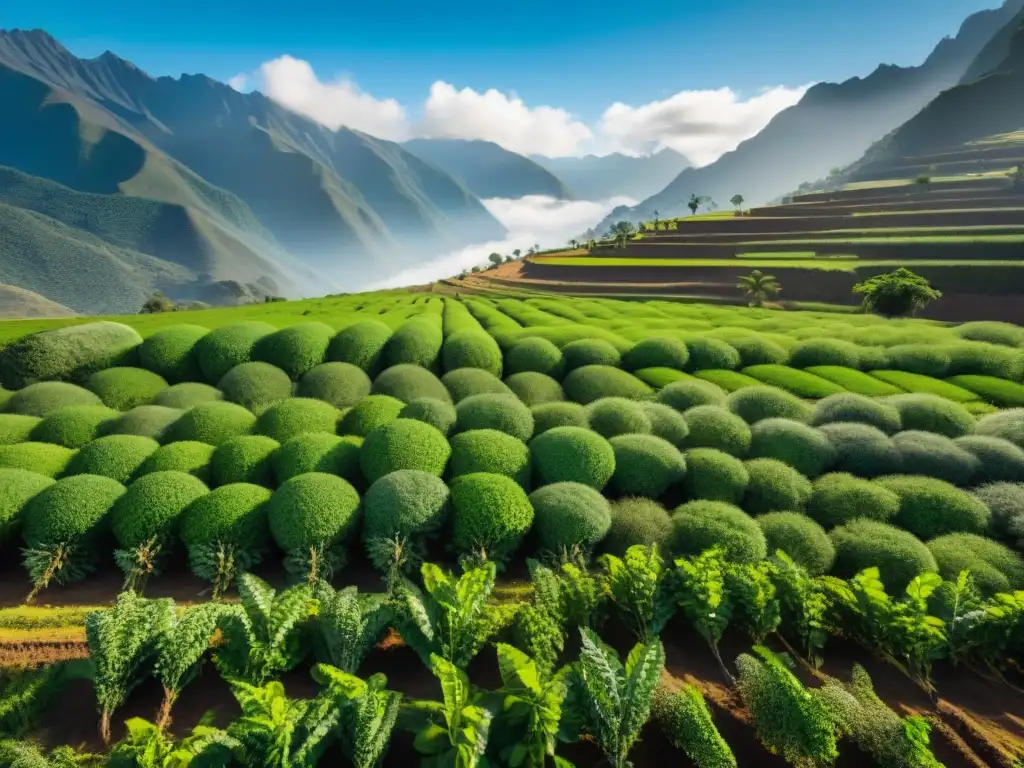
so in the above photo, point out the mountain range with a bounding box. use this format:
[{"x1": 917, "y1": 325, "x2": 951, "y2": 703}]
[{"x1": 533, "y1": 150, "x2": 690, "y2": 202}]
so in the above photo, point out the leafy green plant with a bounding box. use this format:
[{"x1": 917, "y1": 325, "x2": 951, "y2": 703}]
[
  {"x1": 564, "y1": 627, "x2": 664, "y2": 768},
  {"x1": 735, "y1": 646, "x2": 839, "y2": 768},
  {"x1": 401, "y1": 655, "x2": 492, "y2": 768},
  {"x1": 226, "y1": 680, "x2": 335, "y2": 768},
  {"x1": 85, "y1": 593, "x2": 171, "y2": 743},
  {"x1": 515, "y1": 563, "x2": 569, "y2": 681},
  {"x1": 651, "y1": 677, "x2": 736, "y2": 768},
  {"x1": 106, "y1": 715, "x2": 238, "y2": 768},
  {"x1": 724, "y1": 560, "x2": 781, "y2": 644},
  {"x1": 769, "y1": 551, "x2": 830, "y2": 668},
  {"x1": 311, "y1": 584, "x2": 392, "y2": 675},
  {"x1": 600, "y1": 545, "x2": 676, "y2": 643},
  {"x1": 213, "y1": 573, "x2": 313, "y2": 685},
  {"x1": 674, "y1": 549, "x2": 733, "y2": 681},
  {"x1": 310, "y1": 664, "x2": 402, "y2": 768},
  {"x1": 853, "y1": 268, "x2": 941, "y2": 317}
]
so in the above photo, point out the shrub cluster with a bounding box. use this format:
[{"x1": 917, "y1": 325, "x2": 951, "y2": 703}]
[
  {"x1": 161, "y1": 402, "x2": 256, "y2": 446},
  {"x1": 819, "y1": 422, "x2": 899, "y2": 478},
  {"x1": 829, "y1": 519, "x2": 937, "y2": 590},
  {"x1": 254, "y1": 398, "x2": 341, "y2": 443},
  {"x1": 360, "y1": 418, "x2": 451, "y2": 483},
  {"x1": 273, "y1": 433, "x2": 361, "y2": 485},
  {"x1": 623, "y1": 337, "x2": 690, "y2": 371},
  {"x1": 563, "y1": 365, "x2": 653, "y2": 404},
  {"x1": 5, "y1": 382, "x2": 103, "y2": 417},
  {"x1": 504, "y1": 372, "x2": 564, "y2": 406},
  {"x1": 85, "y1": 367, "x2": 168, "y2": 410},
  {"x1": 505, "y1": 337, "x2": 566, "y2": 379},
  {"x1": 806, "y1": 473, "x2": 900, "y2": 528},
  {"x1": 450, "y1": 472, "x2": 534, "y2": 564},
  {"x1": 0, "y1": 414, "x2": 41, "y2": 445},
  {"x1": 218, "y1": 362, "x2": 293, "y2": 413},
  {"x1": 326, "y1": 320, "x2": 393, "y2": 376},
  {"x1": 667, "y1": 501, "x2": 767, "y2": 564},
  {"x1": 449, "y1": 429, "x2": 530, "y2": 487},
  {"x1": 757, "y1": 512, "x2": 835, "y2": 575},
  {"x1": 586, "y1": 397, "x2": 652, "y2": 438},
  {"x1": 138, "y1": 325, "x2": 208, "y2": 382},
  {"x1": 927, "y1": 533, "x2": 1024, "y2": 594},
  {"x1": 530, "y1": 426, "x2": 616, "y2": 490},
  {"x1": 748, "y1": 418, "x2": 834, "y2": 478},
  {"x1": 876, "y1": 475, "x2": 990, "y2": 539},
  {"x1": 109, "y1": 470, "x2": 209, "y2": 561},
  {"x1": 529, "y1": 482, "x2": 611, "y2": 555},
  {"x1": 296, "y1": 362, "x2": 371, "y2": 409},
  {"x1": 211, "y1": 435, "x2": 280, "y2": 487},
  {"x1": 742, "y1": 458, "x2": 812, "y2": 515},
  {"x1": 530, "y1": 402, "x2": 589, "y2": 435},
  {"x1": 179, "y1": 482, "x2": 272, "y2": 584},
  {"x1": 609, "y1": 434, "x2": 687, "y2": 498},
  {"x1": 362, "y1": 470, "x2": 450, "y2": 567},
  {"x1": 685, "y1": 337, "x2": 741, "y2": 371},
  {"x1": 383, "y1": 317, "x2": 443, "y2": 369},
  {"x1": 603, "y1": 497, "x2": 673, "y2": 556},
  {"x1": 136, "y1": 441, "x2": 215, "y2": 483},
  {"x1": 101, "y1": 405, "x2": 183, "y2": 440},
  {"x1": 399, "y1": 397, "x2": 457, "y2": 436},
  {"x1": 0, "y1": 468, "x2": 54, "y2": 542},
  {"x1": 561, "y1": 338, "x2": 621, "y2": 370},
  {"x1": 887, "y1": 394, "x2": 975, "y2": 438},
  {"x1": 890, "y1": 431, "x2": 979, "y2": 486},
  {"x1": 31, "y1": 405, "x2": 118, "y2": 448},
  {"x1": 441, "y1": 330, "x2": 503, "y2": 376},
  {"x1": 0, "y1": 322, "x2": 142, "y2": 389},
  {"x1": 683, "y1": 448, "x2": 749, "y2": 503},
  {"x1": 194, "y1": 322, "x2": 277, "y2": 384},
  {"x1": 642, "y1": 402, "x2": 690, "y2": 448},
  {"x1": 441, "y1": 369, "x2": 512, "y2": 403},
  {"x1": 809, "y1": 393, "x2": 901, "y2": 434},
  {"x1": 64, "y1": 434, "x2": 159, "y2": 483},
  {"x1": 682, "y1": 405, "x2": 751, "y2": 457},
  {"x1": 266, "y1": 472, "x2": 361, "y2": 556},
  {"x1": 253, "y1": 322, "x2": 335, "y2": 379},
  {"x1": 153, "y1": 382, "x2": 223, "y2": 410},
  {"x1": 456, "y1": 394, "x2": 534, "y2": 441},
  {"x1": 727, "y1": 386, "x2": 810, "y2": 424},
  {"x1": 338, "y1": 394, "x2": 405, "y2": 437}
]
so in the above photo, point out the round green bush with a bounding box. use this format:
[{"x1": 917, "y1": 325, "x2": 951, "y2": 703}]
[
  {"x1": 327, "y1": 320, "x2": 393, "y2": 376},
  {"x1": 442, "y1": 331, "x2": 503, "y2": 376},
  {"x1": 296, "y1": 362, "x2": 371, "y2": 409},
  {"x1": 685, "y1": 337, "x2": 741, "y2": 372},
  {"x1": 456, "y1": 394, "x2": 534, "y2": 441},
  {"x1": 360, "y1": 418, "x2": 451, "y2": 484},
  {"x1": 748, "y1": 418, "x2": 834, "y2": 478},
  {"x1": 505, "y1": 337, "x2": 566, "y2": 379},
  {"x1": 0, "y1": 414, "x2": 41, "y2": 445},
  {"x1": 0, "y1": 469, "x2": 54, "y2": 541},
  {"x1": 806, "y1": 472, "x2": 900, "y2": 528},
  {"x1": 399, "y1": 398, "x2": 457, "y2": 436},
  {"x1": 138, "y1": 324, "x2": 209, "y2": 382},
  {"x1": 362, "y1": 470, "x2": 450, "y2": 548},
  {"x1": 372, "y1": 364, "x2": 451, "y2": 404},
  {"x1": 563, "y1": 365, "x2": 653, "y2": 405},
  {"x1": 603, "y1": 497, "x2": 672, "y2": 556},
  {"x1": 218, "y1": 362, "x2": 293, "y2": 413},
  {"x1": 136, "y1": 441, "x2": 215, "y2": 483},
  {"x1": 830, "y1": 519, "x2": 937, "y2": 590},
  {"x1": 450, "y1": 472, "x2": 534, "y2": 563},
  {"x1": 267, "y1": 472, "x2": 361, "y2": 553},
  {"x1": 758, "y1": 512, "x2": 835, "y2": 575},
  {"x1": 975, "y1": 408, "x2": 1024, "y2": 449},
  {"x1": 449, "y1": 429, "x2": 530, "y2": 487},
  {"x1": 586, "y1": 397, "x2": 652, "y2": 439},
  {"x1": 5, "y1": 382, "x2": 103, "y2": 417},
  {"x1": 504, "y1": 372, "x2": 564, "y2": 407},
  {"x1": 682, "y1": 405, "x2": 751, "y2": 457},
  {"x1": 383, "y1": 317, "x2": 443, "y2": 369},
  {"x1": 22, "y1": 473, "x2": 125, "y2": 552},
  {"x1": 819, "y1": 422, "x2": 899, "y2": 478},
  {"x1": 153, "y1": 382, "x2": 224, "y2": 410},
  {"x1": 562, "y1": 338, "x2": 620, "y2": 370},
  {"x1": 0, "y1": 322, "x2": 141, "y2": 389},
  {"x1": 955, "y1": 321, "x2": 1024, "y2": 348},
  {"x1": 657, "y1": 379, "x2": 727, "y2": 412},
  {"x1": 274, "y1": 433, "x2": 362, "y2": 485},
  {"x1": 609, "y1": 434, "x2": 686, "y2": 498},
  {"x1": 892, "y1": 431, "x2": 980, "y2": 486},
  {"x1": 31, "y1": 405, "x2": 118, "y2": 448},
  {"x1": 211, "y1": 435, "x2": 280, "y2": 487},
  {"x1": 727, "y1": 386, "x2": 811, "y2": 425},
  {"x1": 943, "y1": 341, "x2": 1024, "y2": 380},
  {"x1": 254, "y1": 398, "x2": 340, "y2": 443},
  {"x1": 162, "y1": 402, "x2": 256, "y2": 446},
  {"x1": 973, "y1": 482, "x2": 1024, "y2": 540},
  {"x1": 642, "y1": 402, "x2": 690, "y2": 448},
  {"x1": 809, "y1": 393, "x2": 902, "y2": 434},
  {"x1": 253, "y1": 322, "x2": 334, "y2": 379},
  {"x1": 730, "y1": 335, "x2": 789, "y2": 367},
  {"x1": 179, "y1": 482, "x2": 272, "y2": 571},
  {"x1": 63, "y1": 434, "x2": 159, "y2": 483},
  {"x1": 530, "y1": 426, "x2": 615, "y2": 490},
  {"x1": 927, "y1": 533, "x2": 1024, "y2": 594},
  {"x1": 954, "y1": 437, "x2": 1024, "y2": 487},
  {"x1": 442, "y1": 369, "x2": 512, "y2": 403},
  {"x1": 887, "y1": 394, "x2": 975, "y2": 439},
  {"x1": 683, "y1": 448, "x2": 749, "y2": 503},
  {"x1": 110, "y1": 470, "x2": 209, "y2": 552},
  {"x1": 667, "y1": 501, "x2": 766, "y2": 563},
  {"x1": 103, "y1": 406, "x2": 184, "y2": 440},
  {"x1": 743, "y1": 458, "x2": 812, "y2": 514},
  {"x1": 622, "y1": 337, "x2": 690, "y2": 372},
  {"x1": 885, "y1": 345, "x2": 951, "y2": 378},
  {"x1": 0, "y1": 443, "x2": 75, "y2": 477},
  {"x1": 530, "y1": 482, "x2": 611, "y2": 555},
  {"x1": 877, "y1": 475, "x2": 990, "y2": 539},
  {"x1": 194, "y1": 322, "x2": 277, "y2": 383},
  {"x1": 789, "y1": 339, "x2": 862, "y2": 369},
  {"x1": 338, "y1": 395, "x2": 405, "y2": 437},
  {"x1": 531, "y1": 402, "x2": 589, "y2": 436},
  {"x1": 85, "y1": 367, "x2": 168, "y2": 410}
]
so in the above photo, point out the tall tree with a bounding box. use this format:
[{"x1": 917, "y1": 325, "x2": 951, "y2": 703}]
[
  {"x1": 608, "y1": 221, "x2": 637, "y2": 248},
  {"x1": 687, "y1": 194, "x2": 710, "y2": 215},
  {"x1": 736, "y1": 270, "x2": 781, "y2": 307},
  {"x1": 730, "y1": 194, "x2": 745, "y2": 211},
  {"x1": 513, "y1": 248, "x2": 522, "y2": 259},
  {"x1": 488, "y1": 252, "x2": 503, "y2": 267},
  {"x1": 853, "y1": 268, "x2": 941, "y2": 317}
]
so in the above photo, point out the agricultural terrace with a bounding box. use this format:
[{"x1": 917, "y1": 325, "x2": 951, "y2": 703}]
[
  {"x1": 1, "y1": 291, "x2": 1023, "y2": 766},
  {"x1": 473, "y1": 133, "x2": 1024, "y2": 322}
]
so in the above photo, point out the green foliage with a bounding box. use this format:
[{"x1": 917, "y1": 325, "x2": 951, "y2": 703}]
[
  {"x1": 727, "y1": 386, "x2": 810, "y2": 425},
  {"x1": 566, "y1": 627, "x2": 665, "y2": 768},
  {"x1": 561, "y1": 338, "x2": 621, "y2": 370},
  {"x1": 442, "y1": 331, "x2": 503, "y2": 376},
  {"x1": 668, "y1": 501, "x2": 767, "y2": 564},
  {"x1": 161, "y1": 402, "x2": 256, "y2": 446},
  {"x1": 530, "y1": 426, "x2": 616, "y2": 490},
  {"x1": 360, "y1": 418, "x2": 451, "y2": 483},
  {"x1": 225, "y1": 677, "x2": 331, "y2": 767},
  {"x1": 441, "y1": 369, "x2": 513, "y2": 403},
  {"x1": 338, "y1": 395, "x2": 405, "y2": 437},
  {"x1": 948, "y1": 374, "x2": 1024, "y2": 408},
  {"x1": 138, "y1": 324, "x2": 209, "y2": 383},
  {"x1": 742, "y1": 458, "x2": 812, "y2": 514},
  {"x1": 892, "y1": 431, "x2": 979, "y2": 486},
  {"x1": 455, "y1": 393, "x2": 534, "y2": 441},
  {"x1": 400, "y1": 398, "x2": 458, "y2": 436},
  {"x1": 504, "y1": 372, "x2": 565, "y2": 407},
  {"x1": 135, "y1": 441, "x2": 214, "y2": 483},
  {"x1": 312, "y1": 665, "x2": 402, "y2": 768},
  {"x1": 530, "y1": 402, "x2": 589, "y2": 435},
  {"x1": 273, "y1": 433, "x2": 361, "y2": 485},
  {"x1": 383, "y1": 316, "x2": 443, "y2": 369},
  {"x1": 254, "y1": 398, "x2": 341, "y2": 443},
  {"x1": 682, "y1": 405, "x2": 751, "y2": 457},
  {"x1": 0, "y1": 414, "x2": 41, "y2": 445},
  {"x1": 30, "y1": 405, "x2": 118, "y2": 449},
  {"x1": 327, "y1": 320, "x2": 393, "y2": 376},
  {"x1": 0, "y1": 468, "x2": 53, "y2": 543},
  {"x1": 651, "y1": 679, "x2": 737, "y2": 768},
  {"x1": 854, "y1": 267, "x2": 942, "y2": 317},
  {"x1": 974, "y1": 481, "x2": 1024, "y2": 542},
  {"x1": 743, "y1": 365, "x2": 846, "y2": 399},
  {"x1": 888, "y1": 393, "x2": 976, "y2": 439},
  {"x1": 311, "y1": 584, "x2": 392, "y2": 674},
  {"x1": 103, "y1": 406, "x2": 184, "y2": 441},
  {"x1": 106, "y1": 716, "x2": 237, "y2": 768},
  {"x1": 885, "y1": 345, "x2": 950, "y2": 378},
  {"x1": 609, "y1": 434, "x2": 686, "y2": 498},
  {"x1": 748, "y1": 418, "x2": 835, "y2": 478},
  {"x1": 757, "y1": 512, "x2": 834, "y2": 575},
  {"x1": 218, "y1": 362, "x2": 293, "y2": 413},
  {"x1": 603, "y1": 498, "x2": 672, "y2": 557},
  {"x1": 450, "y1": 473, "x2": 534, "y2": 566},
  {"x1": 729, "y1": 334, "x2": 789, "y2": 367},
  {"x1": 372, "y1": 364, "x2": 452, "y2": 404},
  {"x1": 807, "y1": 472, "x2": 900, "y2": 528},
  {"x1": 211, "y1": 436, "x2": 280, "y2": 487},
  {"x1": 5, "y1": 382, "x2": 104, "y2": 417},
  {"x1": 0, "y1": 321, "x2": 142, "y2": 389},
  {"x1": 194, "y1": 322, "x2": 277, "y2": 384},
  {"x1": 639, "y1": 402, "x2": 689, "y2": 448},
  {"x1": 805, "y1": 365, "x2": 903, "y2": 396},
  {"x1": 253, "y1": 323, "x2": 334, "y2": 379},
  {"x1": 686, "y1": 337, "x2": 741, "y2": 372},
  {"x1": 85, "y1": 368, "x2": 168, "y2": 411},
  {"x1": 788, "y1": 337, "x2": 863, "y2": 369},
  {"x1": 735, "y1": 647, "x2": 839, "y2": 767},
  {"x1": 623, "y1": 337, "x2": 693, "y2": 373},
  {"x1": 810, "y1": 392, "x2": 901, "y2": 434},
  {"x1": 943, "y1": 340, "x2": 1024, "y2": 379},
  {"x1": 529, "y1": 482, "x2": 611, "y2": 558},
  {"x1": 563, "y1": 365, "x2": 653, "y2": 404},
  {"x1": 674, "y1": 549, "x2": 734, "y2": 672},
  {"x1": 769, "y1": 552, "x2": 830, "y2": 667},
  {"x1": 819, "y1": 422, "x2": 899, "y2": 478},
  {"x1": 585, "y1": 397, "x2": 652, "y2": 438},
  {"x1": 63, "y1": 434, "x2": 159, "y2": 483},
  {"x1": 683, "y1": 448, "x2": 749, "y2": 503},
  {"x1": 449, "y1": 429, "x2": 530, "y2": 487},
  {"x1": 877, "y1": 475, "x2": 990, "y2": 539},
  {"x1": 506, "y1": 337, "x2": 566, "y2": 380},
  {"x1": 600, "y1": 545, "x2": 677, "y2": 641},
  {"x1": 362, "y1": 470, "x2": 450, "y2": 576},
  {"x1": 927, "y1": 533, "x2": 1024, "y2": 594},
  {"x1": 0, "y1": 442, "x2": 75, "y2": 477},
  {"x1": 829, "y1": 519, "x2": 937, "y2": 591},
  {"x1": 975, "y1": 407, "x2": 1024, "y2": 449}
]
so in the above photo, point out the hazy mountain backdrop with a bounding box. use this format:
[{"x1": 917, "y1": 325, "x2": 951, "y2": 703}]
[{"x1": 533, "y1": 149, "x2": 690, "y2": 202}]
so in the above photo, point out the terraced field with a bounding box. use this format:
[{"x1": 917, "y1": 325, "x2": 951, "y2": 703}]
[{"x1": 1, "y1": 293, "x2": 1024, "y2": 766}]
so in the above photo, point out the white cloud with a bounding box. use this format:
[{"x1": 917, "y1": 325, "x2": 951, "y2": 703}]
[
  {"x1": 227, "y1": 73, "x2": 248, "y2": 92},
  {"x1": 256, "y1": 55, "x2": 410, "y2": 140},
  {"x1": 596, "y1": 84, "x2": 814, "y2": 166},
  {"x1": 418, "y1": 82, "x2": 593, "y2": 157},
  {"x1": 369, "y1": 195, "x2": 634, "y2": 289}
]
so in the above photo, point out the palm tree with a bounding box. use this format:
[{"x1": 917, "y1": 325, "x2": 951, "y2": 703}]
[
  {"x1": 737, "y1": 270, "x2": 781, "y2": 307},
  {"x1": 730, "y1": 194, "x2": 745, "y2": 212},
  {"x1": 608, "y1": 220, "x2": 637, "y2": 248},
  {"x1": 687, "y1": 194, "x2": 710, "y2": 215},
  {"x1": 653, "y1": 209, "x2": 660, "y2": 228},
  {"x1": 569, "y1": 239, "x2": 579, "y2": 249}
]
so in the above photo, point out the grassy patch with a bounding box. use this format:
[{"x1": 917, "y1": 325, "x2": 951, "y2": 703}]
[
  {"x1": 946, "y1": 374, "x2": 1024, "y2": 408},
  {"x1": 743, "y1": 365, "x2": 847, "y2": 398},
  {"x1": 633, "y1": 367, "x2": 693, "y2": 388},
  {"x1": 805, "y1": 366, "x2": 906, "y2": 396},
  {"x1": 868, "y1": 370, "x2": 981, "y2": 402},
  {"x1": 693, "y1": 369, "x2": 763, "y2": 392}
]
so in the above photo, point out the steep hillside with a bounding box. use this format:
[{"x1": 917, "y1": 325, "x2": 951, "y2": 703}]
[
  {"x1": 592, "y1": 0, "x2": 1024, "y2": 231},
  {"x1": 0, "y1": 284, "x2": 76, "y2": 318},
  {"x1": 403, "y1": 138, "x2": 574, "y2": 200},
  {"x1": 533, "y1": 149, "x2": 690, "y2": 201}
]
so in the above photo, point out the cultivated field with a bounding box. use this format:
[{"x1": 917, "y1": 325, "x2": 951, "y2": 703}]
[{"x1": 1, "y1": 292, "x2": 1024, "y2": 766}]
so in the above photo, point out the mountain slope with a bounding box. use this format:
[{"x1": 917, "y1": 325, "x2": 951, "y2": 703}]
[
  {"x1": 593, "y1": 0, "x2": 1024, "y2": 231},
  {"x1": 533, "y1": 149, "x2": 690, "y2": 201},
  {"x1": 403, "y1": 138, "x2": 574, "y2": 200},
  {"x1": 0, "y1": 285, "x2": 76, "y2": 318}
]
